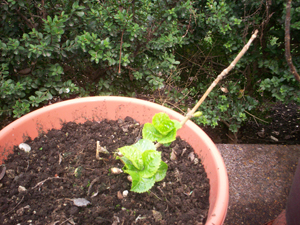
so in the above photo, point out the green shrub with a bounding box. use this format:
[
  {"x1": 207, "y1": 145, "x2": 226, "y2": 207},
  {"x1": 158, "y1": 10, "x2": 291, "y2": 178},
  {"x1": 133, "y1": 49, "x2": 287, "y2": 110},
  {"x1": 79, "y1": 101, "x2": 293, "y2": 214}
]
[
  {"x1": 170, "y1": 0, "x2": 300, "y2": 135},
  {"x1": 0, "y1": 0, "x2": 193, "y2": 118},
  {"x1": 1, "y1": 0, "x2": 299, "y2": 137}
]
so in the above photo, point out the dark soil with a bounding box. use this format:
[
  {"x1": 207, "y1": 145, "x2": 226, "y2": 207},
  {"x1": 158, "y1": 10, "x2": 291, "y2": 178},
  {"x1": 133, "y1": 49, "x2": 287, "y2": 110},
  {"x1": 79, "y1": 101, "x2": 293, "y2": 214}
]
[{"x1": 0, "y1": 117, "x2": 210, "y2": 225}]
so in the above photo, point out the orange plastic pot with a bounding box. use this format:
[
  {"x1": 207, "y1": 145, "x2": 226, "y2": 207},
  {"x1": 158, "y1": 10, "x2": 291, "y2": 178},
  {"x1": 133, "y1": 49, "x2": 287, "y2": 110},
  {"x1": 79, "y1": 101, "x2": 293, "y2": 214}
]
[{"x1": 0, "y1": 96, "x2": 229, "y2": 225}]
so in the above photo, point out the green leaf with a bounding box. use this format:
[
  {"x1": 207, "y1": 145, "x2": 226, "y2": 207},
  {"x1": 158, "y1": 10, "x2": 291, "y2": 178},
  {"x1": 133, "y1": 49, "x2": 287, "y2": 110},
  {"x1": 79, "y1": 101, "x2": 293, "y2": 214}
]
[
  {"x1": 103, "y1": 80, "x2": 110, "y2": 89},
  {"x1": 143, "y1": 122, "x2": 178, "y2": 144},
  {"x1": 76, "y1": 11, "x2": 85, "y2": 17},
  {"x1": 118, "y1": 145, "x2": 143, "y2": 170},
  {"x1": 117, "y1": 138, "x2": 167, "y2": 193},
  {"x1": 142, "y1": 123, "x2": 164, "y2": 142},
  {"x1": 156, "y1": 128, "x2": 177, "y2": 144},
  {"x1": 126, "y1": 170, "x2": 156, "y2": 193},
  {"x1": 88, "y1": 50, "x2": 96, "y2": 56},
  {"x1": 46, "y1": 92, "x2": 53, "y2": 100},
  {"x1": 172, "y1": 120, "x2": 182, "y2": 130},
  {"x1": 141, "y1": 150, "x2": 161, "y2": 178},
  {"x1": 133, "y1": 139, "x2": 156, "y2": 153},
  {"x1": 119, "y1": 156, "x2": 136, "y2": 171},
  {"x1": 154, "y1": 161, "x2": 168, "y2": 182},
  {"x1": 31, "y1": 83, "x2": 38, "y2": 89},
  {"x1": 47, "y1": 15, "x2": 52, "y2": 23},
  {"x1": 152, "y1": 112, "x2": 174, "y2": 135},
  {"x1": 72, "y1": 1, "x2": 79, "y2": 9}
]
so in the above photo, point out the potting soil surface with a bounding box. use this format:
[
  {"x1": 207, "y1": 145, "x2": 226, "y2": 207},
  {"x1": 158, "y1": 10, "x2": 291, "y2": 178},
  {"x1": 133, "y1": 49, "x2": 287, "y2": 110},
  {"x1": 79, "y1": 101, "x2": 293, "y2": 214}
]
[{"x1": 0, "y1": 117, "x2": 210, "y2": 225}]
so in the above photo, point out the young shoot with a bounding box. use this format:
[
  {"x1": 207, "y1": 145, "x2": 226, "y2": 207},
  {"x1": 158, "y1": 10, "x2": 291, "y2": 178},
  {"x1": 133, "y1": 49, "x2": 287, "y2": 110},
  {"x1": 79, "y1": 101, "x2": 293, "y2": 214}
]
[
  {"x1": 117, "y1": 139, "x2": 168, "y2": 193},
  {"x1": 114, "y1": 29, "x2": 258, "y2": 194},
  {"x1": 143, "y1": 112, "x2": 181, "y2": 144}
]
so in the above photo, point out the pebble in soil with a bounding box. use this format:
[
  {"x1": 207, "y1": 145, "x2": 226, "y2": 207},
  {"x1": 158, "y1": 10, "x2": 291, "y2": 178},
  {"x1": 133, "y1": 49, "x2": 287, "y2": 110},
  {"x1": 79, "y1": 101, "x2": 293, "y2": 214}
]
[{"x1": 0, "y1": 117, "x2": 210, "y2": 225}]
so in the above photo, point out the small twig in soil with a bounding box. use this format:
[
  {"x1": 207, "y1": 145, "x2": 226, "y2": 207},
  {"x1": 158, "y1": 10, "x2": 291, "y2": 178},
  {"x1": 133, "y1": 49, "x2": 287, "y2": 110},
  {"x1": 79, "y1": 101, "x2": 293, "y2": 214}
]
[
  {"x1": 96, "y1": 141, "x2": 109, "y2": 160},
  {"x1": 96, "y1": 216, "x2": 113, "y2": 223},
  {"x1": 181, "y1": 147, "x2": 187, "y2": 157},
  {"x1": 0, "y1": 165, "x2": 6, "y2": 180},
  {"x1": 33, "y1": 177, "x2": 69, "y2": 189},
  {"x1": 174, "y1": 168, "x2": 182, "y2": 183},
  {"x1": 134, "y1": 127, "x2": 143, "y2": 143},
  {"x1": 87, "y1": 177, "x2": 101, "y2": 196},
  {"x1": 58, "y1": 153, "x2": 63, "y2": 165},
  {"x1": 3, "y1": 196, "x2": 24, "y2": 216},
  {"x1": 59, "y1": 217, "x2": 76, "y2": 225},
  {"x1": 135, "y1": 215, "x2": 147, "y2": 223},
  {"x1": 150, "y1": 191, "x2": 163, "y2": 201},
  {"x1": 157, "y1": 186, "x2": 165, "y2": 195},
  {"x1": 157, "y1": 186, "x2": 172, "y2": 211},
  {"x1": 25, "y1": 161, "x2": 30, "y2": 172}
]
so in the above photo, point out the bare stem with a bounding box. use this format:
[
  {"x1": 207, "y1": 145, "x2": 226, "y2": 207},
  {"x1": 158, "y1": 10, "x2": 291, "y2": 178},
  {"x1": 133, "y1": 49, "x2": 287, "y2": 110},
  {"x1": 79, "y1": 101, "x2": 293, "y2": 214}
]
[
  {"x1": 155, "y1": 30, "x2": 258, "y2": 149},
  {"x1": 180, "y1": 30, "x2": 259, "y2": 127}
]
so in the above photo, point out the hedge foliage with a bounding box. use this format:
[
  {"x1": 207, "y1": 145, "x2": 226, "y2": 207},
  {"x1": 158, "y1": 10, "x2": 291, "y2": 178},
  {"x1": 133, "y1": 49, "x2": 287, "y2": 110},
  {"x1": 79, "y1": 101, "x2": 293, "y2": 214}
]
[{"x1": 1, "y1": 0, "x2": 299, "y2": 134}]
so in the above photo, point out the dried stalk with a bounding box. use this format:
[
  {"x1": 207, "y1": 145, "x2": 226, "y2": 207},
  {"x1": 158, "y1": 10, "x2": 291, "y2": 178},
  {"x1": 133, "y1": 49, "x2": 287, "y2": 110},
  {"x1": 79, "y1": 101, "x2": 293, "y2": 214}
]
[
  {"x1": 180, "y1": 29, "x2": 258, "y2": 126},
  {"x1": 155, "y1": 30, "x2": 258, "y2": 148}
]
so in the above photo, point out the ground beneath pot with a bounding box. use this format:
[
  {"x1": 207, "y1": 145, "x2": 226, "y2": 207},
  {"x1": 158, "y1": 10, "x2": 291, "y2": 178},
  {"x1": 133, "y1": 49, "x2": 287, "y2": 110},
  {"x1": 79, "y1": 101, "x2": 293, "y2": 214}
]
[
  {"x1": 218, "y1": 144, "x2": 300, "y2": 225},
  {"x1": 0, "y1": 117, "x2": 210, "y2": 225},
  {"x1": 202, "y1": 103, "x2": 300, "y2": 145}
]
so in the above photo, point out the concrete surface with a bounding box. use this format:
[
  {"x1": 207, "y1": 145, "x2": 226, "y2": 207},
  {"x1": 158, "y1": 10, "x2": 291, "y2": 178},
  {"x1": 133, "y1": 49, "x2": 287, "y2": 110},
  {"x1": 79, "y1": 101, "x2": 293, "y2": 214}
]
[{"x1": 216, "y1": 144, "x2": 300, "y2": 225}]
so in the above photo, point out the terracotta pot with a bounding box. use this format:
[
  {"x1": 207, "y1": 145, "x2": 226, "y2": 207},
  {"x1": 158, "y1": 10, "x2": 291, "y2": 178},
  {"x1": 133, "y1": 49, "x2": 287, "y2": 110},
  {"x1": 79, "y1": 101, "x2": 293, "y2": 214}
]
[{"x1": 0, "y1": 96, "x2": 229, "y2": 225}]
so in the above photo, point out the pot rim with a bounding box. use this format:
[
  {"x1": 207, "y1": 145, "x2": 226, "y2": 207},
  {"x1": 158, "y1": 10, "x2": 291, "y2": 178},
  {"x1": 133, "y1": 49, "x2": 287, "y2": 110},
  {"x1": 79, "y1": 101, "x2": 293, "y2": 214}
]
[{"x1": 0, "y1": 96, "x2": 228, "y2": 225}]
